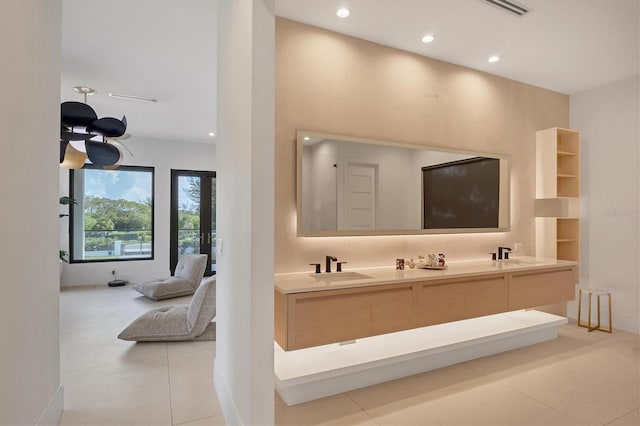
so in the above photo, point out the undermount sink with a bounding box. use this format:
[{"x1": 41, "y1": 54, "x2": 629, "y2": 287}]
[
  {"x1": 310, "y1": 272, "x2": 372, "y2": 282},
  {"x1": 496, "y1": 259, "x2": 541, "y2": 265}
]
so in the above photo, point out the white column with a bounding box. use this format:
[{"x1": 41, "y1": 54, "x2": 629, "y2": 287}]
[
  {"x1": 215, "y1": 0, "x2": 275, "y2": 425},
  {"x1": 0, "y1": 1, "x2": 63, "y2": 424}
]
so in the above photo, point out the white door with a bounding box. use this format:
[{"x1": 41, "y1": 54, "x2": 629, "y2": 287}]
[{"x1": 340, "y1": 163, "x2": 376, "y2": 230}]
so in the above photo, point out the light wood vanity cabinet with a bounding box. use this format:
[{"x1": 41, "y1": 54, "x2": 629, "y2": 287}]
[
  {"x1": 416, "y1": 274, "x2": 509, "y2": 327},
  {"x1": 508, "y1": 267, "x2": 576, "y2": 310},
  {"x1": 281, "y1": 283, "x2": 415, "y2": 350},
  {"x1": 275, "y1": 265, "x2": 577, "y2": 351}
]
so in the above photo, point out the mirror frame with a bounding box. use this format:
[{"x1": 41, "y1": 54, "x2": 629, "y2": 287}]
[{"x1": 296, "y1": 130, "x2": 511, "y2": 237}]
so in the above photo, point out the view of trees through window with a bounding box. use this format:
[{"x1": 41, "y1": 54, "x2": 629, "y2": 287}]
[
  {"x1": 70, "y1": 166, "x2": 154, "y2": 262},
  {"x1": 178, "y1": 177, "x2": 202, "y2": 255},
  {"x1": 175, "y1": 174, "x2": 216, "y2": 271}
]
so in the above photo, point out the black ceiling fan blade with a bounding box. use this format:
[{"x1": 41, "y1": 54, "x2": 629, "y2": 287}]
[
  {"x1": 60, "y1": 130, "x2": 98, "y2": 141},
  {"x1": 61, "y1": 101, "x2": 98, "y2": 127},
  {"x1": 86, "y1": 141, "x2": 121, "y2": 166},
  {"x1": 86, "y1": 117, "x2": 127, "y2": 137}
]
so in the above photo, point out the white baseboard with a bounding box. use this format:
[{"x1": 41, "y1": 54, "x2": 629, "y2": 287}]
[
  {"x1": 214, "y1": 360, "x2": 243, "y2": 426},
  {"x1": 36, "y1": 385, "x2": 63, "y2": 426}
]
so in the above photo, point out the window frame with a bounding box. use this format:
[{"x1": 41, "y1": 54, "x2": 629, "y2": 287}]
[{"x1": 69, "y1": 164, "x2": 155, "y2": 264}]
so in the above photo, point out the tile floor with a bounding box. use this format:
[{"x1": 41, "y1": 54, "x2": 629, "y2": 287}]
[
  {"x1": 60, "y1": 285, "x2": 224, "y2": 426},
  {"x1": 61, "y1": 285, "x2": 639, "y2": 426}
]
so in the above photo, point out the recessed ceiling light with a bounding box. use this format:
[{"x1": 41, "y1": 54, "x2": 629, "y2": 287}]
[
  {"x1": 488, "y1": 55, "x2": 501, "y2": 63},
  {"x1": 303, "y1": 136, "x2": 310, "y2": 141},
  {"x1": 336, "y1": 7, "x2": 350, "y2": 18},
  {"x1": 208, "y1": 132, "x2": 216, "y2": 137},
  {"x1": 421, "y1": 35, "x2": 435, "y2": 44}
]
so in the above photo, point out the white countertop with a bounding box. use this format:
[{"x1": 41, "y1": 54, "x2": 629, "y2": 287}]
[{"x1": 274, "y1": 256, "x2": 577, "y2": 294}]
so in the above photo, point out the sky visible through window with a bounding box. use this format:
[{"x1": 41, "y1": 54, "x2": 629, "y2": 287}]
[{"x1": 84, "y1": 169, "x2": 152, "y2": 202}]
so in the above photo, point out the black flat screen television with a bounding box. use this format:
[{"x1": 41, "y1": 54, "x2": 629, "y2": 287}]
[{"x1": 422, "y1": 157, "x2": 500, "y2": 230}]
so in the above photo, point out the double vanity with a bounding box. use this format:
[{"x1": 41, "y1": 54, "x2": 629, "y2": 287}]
[
  {"x1": 274, "y1": 256, "x2": 577, "y2": 405},
  {"x1": 275, "y1": 257, "x2": 577, "y2": 351}
]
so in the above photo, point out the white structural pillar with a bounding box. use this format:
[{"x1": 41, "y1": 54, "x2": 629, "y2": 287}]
[
  {"x1": 0, "y1": 1, "x2": 63, "y2": 425},
  {"x1": 215, "y1": 0, "x2": 275, "y2": 425}
]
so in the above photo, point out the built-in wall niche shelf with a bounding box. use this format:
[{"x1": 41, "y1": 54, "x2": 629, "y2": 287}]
[
  {"x1": 535, "y1": 127, "x2": 581, "y2": 262},
  {"x1": 536, "y1": 127, "x2": 580, "y2": 198}
]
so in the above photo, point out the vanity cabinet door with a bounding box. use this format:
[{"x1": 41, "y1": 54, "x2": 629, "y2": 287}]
[
  {"x1": 416, "y1": 274, "x2": 509, "y2": 327},
  {"x1": 508, "y1": 267, "x2": 576, "y2": 310},
  {"x1": 288, "y1": 283, "x2": 415, "y2": 350}
]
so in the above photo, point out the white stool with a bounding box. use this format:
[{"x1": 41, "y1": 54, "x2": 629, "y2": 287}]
[{"x1": 577, "y1": 287, "x2": 612, "y2": 333}]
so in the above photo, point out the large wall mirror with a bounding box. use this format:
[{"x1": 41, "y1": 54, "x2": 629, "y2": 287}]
[{"x1": 297, "y1": 130, "x2": 510, "y2": 236}]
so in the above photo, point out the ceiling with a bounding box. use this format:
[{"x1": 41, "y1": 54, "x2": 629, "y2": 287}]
[
  {"x1": 61, "y1": 0, "x2": 638, "y2": 144},
  {"x1": 61, "y1": 0, "x2": 218, "y2": 145}
]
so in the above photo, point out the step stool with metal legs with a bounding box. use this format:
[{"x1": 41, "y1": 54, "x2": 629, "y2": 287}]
[{"x1": 577, "y1": 287, "x2": 612, "y2": 333}]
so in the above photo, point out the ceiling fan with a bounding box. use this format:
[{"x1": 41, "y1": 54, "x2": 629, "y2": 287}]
[{"x1": 60, "y1": 86, "x2": 133, "y2": 169}]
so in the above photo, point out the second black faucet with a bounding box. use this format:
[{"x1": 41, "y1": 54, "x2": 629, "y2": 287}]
[
  {"x1": 325, "y1": 255, "x2": 337, "y2": 272},
  {"x1": 498, "y1": 246, "x2": 512, "y2": 260}
]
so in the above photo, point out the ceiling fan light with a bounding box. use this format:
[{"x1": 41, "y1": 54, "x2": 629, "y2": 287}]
[
  {"x1": 73, "y1": 86, "x2": 96, "y2": 96},
  {"x1": 60, "y1": 142, "x2": 87, "y2": 169}
]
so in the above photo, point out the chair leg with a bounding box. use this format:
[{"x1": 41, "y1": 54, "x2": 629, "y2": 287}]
[
  {"x1": 577, "y1": 288, "x2": 585, "y2": 328},
  {"x1": 587, "y1": 292, "x2": 593, "y2": 331},
  {"x1": 608, "y1": 294, "x2": 613, "y2": 332}
]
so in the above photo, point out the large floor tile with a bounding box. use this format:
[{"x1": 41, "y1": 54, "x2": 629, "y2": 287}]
[
  {"x1": 175, "y1": 414, "x2": 227, "y2": 426},
  {"x1": 347, "y1": 362, "x2": 481, "y2": 410},
  {"x1": 61, "y1": 330, "x2": 168, "y2": 373},
  {"x1": 275, "y1": 393, "x2": 377, "y2": 426},
  {"x1": 359, "y1": 380, "x2": 585, "y2": 426},
  {"x1": 166, "y1": 339, "x2": 217, "y2": 357},
  {"x1": 606, "y1": 408, "x2": 640, "y2": 426},
  {"x1": 60, "y1": 361, "x2": 172, "y2": 426},
  {"x1": 168, "y1": 347, "x2": 222, "y2": 424},
  {"x1": 501, "y1": 344, "x2": 639, "y2": 425}
]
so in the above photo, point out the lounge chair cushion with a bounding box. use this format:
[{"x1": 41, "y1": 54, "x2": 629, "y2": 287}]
[
  {"x1": 132, "y1": 254, "x2": 208, "y2": 300},
  {"x1": 118, "y1": 276, "x2": 217, "y2": 342}
]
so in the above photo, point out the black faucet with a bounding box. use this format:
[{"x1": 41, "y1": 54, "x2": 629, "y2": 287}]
[
  {"x1": 498, "y1": 246, "x2": 512, "y2": 260},
  {"x1": 325, "y1": 255, "x2": 337, "y2": 273}
]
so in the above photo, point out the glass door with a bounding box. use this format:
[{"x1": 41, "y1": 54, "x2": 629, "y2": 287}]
[{"x1": 170, "y1": 170, "x2": 216, "y2": 276}]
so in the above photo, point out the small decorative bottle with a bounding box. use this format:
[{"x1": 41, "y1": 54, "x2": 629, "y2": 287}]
[{"x1": 407, "y1": 258, "x2": 416, "y2": 269}]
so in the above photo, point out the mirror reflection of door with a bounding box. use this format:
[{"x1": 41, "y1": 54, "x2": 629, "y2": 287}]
[
  {"x1": 337, "y1": 162, "x2": 377, "y2": 231},
  {"x1": 170, "y1": 170, "x2": 216, "y2": 276}
]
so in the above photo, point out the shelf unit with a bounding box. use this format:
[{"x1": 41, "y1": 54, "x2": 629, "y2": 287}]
[{"x1": 535, "y1": 128, "x2": 580, "y2": 262}]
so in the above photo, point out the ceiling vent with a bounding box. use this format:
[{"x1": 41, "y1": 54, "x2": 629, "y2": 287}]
[{"x1": 482, "y1": 0, "x2": 529, "y2": 17}]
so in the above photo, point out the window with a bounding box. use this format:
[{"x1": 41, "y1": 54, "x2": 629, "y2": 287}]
[
  {"x1": 69, "y1": 165, "x2": 154, "y2": 262},
  {"x1": 170, "y1": 170, "x2": 216, "y2": 276}
]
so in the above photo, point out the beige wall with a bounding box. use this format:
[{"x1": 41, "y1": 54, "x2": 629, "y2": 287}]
[{"x1": 275, "y1": 18, "x2": 569, "y2": 273}]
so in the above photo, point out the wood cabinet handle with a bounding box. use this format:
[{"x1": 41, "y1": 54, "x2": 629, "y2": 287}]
[
  {"x1": 422, "y1": 274, "x2": 506, "y2": 287},
  {"x1": 511, "y1": 267, "x2": 574, "y2": 277}
]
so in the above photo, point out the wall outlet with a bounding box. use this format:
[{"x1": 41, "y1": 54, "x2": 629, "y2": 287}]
[{"x1": 216, "y1": 238, "x2": 223, "y2": 255}]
